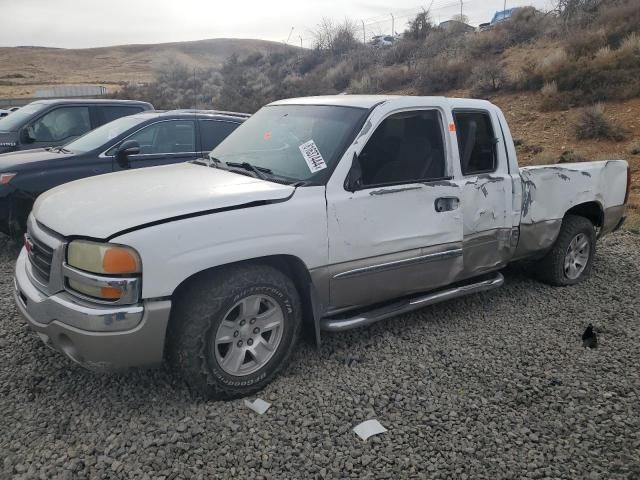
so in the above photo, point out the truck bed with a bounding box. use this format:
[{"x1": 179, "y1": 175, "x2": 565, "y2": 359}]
[{"x1": 515, "y1": 160, "x2": 627, "y2": 259}]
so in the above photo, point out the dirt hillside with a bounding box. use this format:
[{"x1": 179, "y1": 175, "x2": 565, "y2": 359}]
[{"x1": 0, "y1": 38, "x2": 292, "y2": 97}]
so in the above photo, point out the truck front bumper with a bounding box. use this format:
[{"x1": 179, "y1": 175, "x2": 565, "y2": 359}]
[{"x1": 14, "y1": 249, "x2": 172, "y2": 371}]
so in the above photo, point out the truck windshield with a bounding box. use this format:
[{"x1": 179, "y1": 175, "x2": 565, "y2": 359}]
[
  {"x1": 64, "y1": 115, "x2": 145, "y2": 153},
  {"x1": 210, "y1": 104, "x2": 368, "y2": 183},
  {"x1": 0, "y1": 103, "x2": 47, "y2": 132}
]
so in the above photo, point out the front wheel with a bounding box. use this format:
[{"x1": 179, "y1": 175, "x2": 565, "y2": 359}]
[
  {"x1": 536, "y1": 214, "x2": 596, "y2": 286},
  {"x1": 168, "y1": 264, "x2": 302, "y2": 400}
]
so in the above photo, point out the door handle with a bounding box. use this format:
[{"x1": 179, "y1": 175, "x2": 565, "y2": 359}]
[{"x1": 435, "y1": 197, "x2": 460, "y2": 213}]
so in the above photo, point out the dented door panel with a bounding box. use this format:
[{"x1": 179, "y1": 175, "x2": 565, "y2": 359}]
[{"x1": 326, "y1": 182, "x2": 464, "y2": 309}]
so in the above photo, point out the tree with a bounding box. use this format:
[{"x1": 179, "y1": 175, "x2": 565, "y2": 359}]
[
  {"x1": 451, "y1": 13, "x2": 470, "y2": 24},
  {"x1": 406, "y1": 10, "x2": 435, "y2": 40},
  {"x1": 312, "y1": 18, "x2": 359, "y2": 54}
]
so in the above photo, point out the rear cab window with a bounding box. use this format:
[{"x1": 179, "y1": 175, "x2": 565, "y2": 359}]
[
  {"x1": 93, "y1": 106, "x2": 144, "y2": 128},
  {"x1": 198, "y1": 120, "x2": 240, "y2": 152},
  {"x1": 453, "y1": 110, "x2": 497, "y2": 176}
]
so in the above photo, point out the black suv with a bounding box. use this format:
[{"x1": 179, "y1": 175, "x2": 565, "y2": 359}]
[
  {"x1": 0, "y1": 109, "x2": 248, "y2": 236},
  {"x1": 0, "y1": 99, "x2": 153, "y2": 154}
]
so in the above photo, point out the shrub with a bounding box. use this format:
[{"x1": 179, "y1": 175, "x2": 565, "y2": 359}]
[
  {"x1": 565, "y1": 28, "x2": 607, "y2": 58},
  {"x1": 414, "y1": 56, "x2": 472, "y2": 94},
  {"x1": 558, "y1": 150, "x2": 588, "y2": 163},
  {"x1": 469, "y1": 59, "x2": 506, "y2": 97},
  {"x1": 349, "y1": 74, "x2": 376, "y2": 94},
  {"x1": 627, "y1": 141, "x2": 640, "y2": 155},
  {"x1": 574, "y1": 104, "x2": 627, "y2": 141},
  {"x1": 539, "y1": 81, "x2": 570, "y2": 111},
  {"x1": 513, "y1": 57, "x2": 544, "y2": 91},
  {"x1": 377, "y1": 66, "x2": 411, "y2": 91},
  {"x1": 465, "y1": 30, "x2": 507, "y2": 57},
  {"x1": 325, "y1": 61, "x2": 354, "y2": 91},
  {"x1": 298, "y1": 51, "x2": 324, "y2": 75},
  {"x1": 498, "y1": 7, "x2": 550, "y2": 46}
]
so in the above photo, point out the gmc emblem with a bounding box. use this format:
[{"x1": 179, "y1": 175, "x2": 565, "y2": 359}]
[{"x1": 24, "y1": 234, "x2": 34, "y2": 254}]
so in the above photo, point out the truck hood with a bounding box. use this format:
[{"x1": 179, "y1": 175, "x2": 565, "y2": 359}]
[
  {"x1": 0, "y1": 147, "x2": 67, "y2": 168},
  {"x1": 0, "y1": 131, "x2": 19, "y2": 155},
  {"x1": 33, "y1": 162, "x2": 295, "y2": 239}
]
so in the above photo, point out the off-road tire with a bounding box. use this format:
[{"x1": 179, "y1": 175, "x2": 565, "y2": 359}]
[
  {"x1": 167, "y1": 263, "x2": 302, "y2": 400},
  {"x1": 536, "y1": 214, "x2": 596, "y2": 286}
]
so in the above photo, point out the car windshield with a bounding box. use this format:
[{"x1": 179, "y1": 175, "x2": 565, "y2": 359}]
[
  {"x1": 64, "y1": 115, "x2": 145, "y2": 153},
  {"x1": 210, "y1": 104, "x2": 367, "y2": 183},
  {"x1": 0, "y1": 102, "x2": 47, "y2": 132}
]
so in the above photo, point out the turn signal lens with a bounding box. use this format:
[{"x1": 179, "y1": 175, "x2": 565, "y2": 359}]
[
  {"x1": 102, "y1": 247, "x2": 139, "y2": 274},
  {"x1": 67, "y1": 279, "x2": 123, "y2": 301},
  {"x1": 0, "y1": 173, "x2": 16, "y2": 185},
  {"x1": 67, "y1": 240, "x2": 141, "y2": 275},
  {"x1": 100, "y1": 286, "x2": 123, "y2": 300}
]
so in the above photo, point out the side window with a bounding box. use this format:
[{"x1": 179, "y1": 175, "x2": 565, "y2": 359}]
[
  {"x1": 95, "y1": 106, "x2": 142, "y2": 127},
  {"x1": 122, "y1": 120, "x2": 196, "y2": 155},
  {"x1": 453, "y1": 111, "x2": 497, "y2": 175},
  {"x1": 31, "y1": 107, "x2": 91, "y2": 142},
  {"x1": 359, "y1": 110, "x2": 446, "y2": 187},
  {"x1": 199, "y1": 120, "x2": 240, "y2": 151}
]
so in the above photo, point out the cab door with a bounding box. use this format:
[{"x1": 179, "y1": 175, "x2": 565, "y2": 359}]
[
  {"x1": 325, "y1": 106, "x2": 464, "y2": 311},
  {"x1": 452, "y1": 109, "x2": 513, "y2": 278}
]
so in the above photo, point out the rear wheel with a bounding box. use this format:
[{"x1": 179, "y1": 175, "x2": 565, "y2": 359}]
[
  {"x1": 168, "y1": 263, "x2": 302, "y2": 400},
  {"x1": 536, "y1": 214, "x2": 596, "y2": 286}
]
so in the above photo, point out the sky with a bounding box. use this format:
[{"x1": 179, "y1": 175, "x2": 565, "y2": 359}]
[{"x1": 0, "y1": 0, "x2": 553, "y2": 49}]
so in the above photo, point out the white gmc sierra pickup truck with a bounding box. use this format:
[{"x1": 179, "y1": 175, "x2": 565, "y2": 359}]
[{"x1": 14, "y1": 96, "x2": 629, "y2": 399}]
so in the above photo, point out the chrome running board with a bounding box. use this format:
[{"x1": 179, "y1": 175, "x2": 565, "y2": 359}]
[{"x1": 320, "y1": 272, "x2": 504, "y2": 332}]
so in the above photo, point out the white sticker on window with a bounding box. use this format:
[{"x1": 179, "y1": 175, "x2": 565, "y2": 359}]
[{"x1": 299, "y1": 140, "x2": 327, "y2": 173}]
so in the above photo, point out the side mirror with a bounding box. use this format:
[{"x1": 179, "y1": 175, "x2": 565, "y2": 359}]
[
  {"x1": 344, "y1": 152, "x2": 363, "y2": 193},
  {"x1": 115, "y1": 140, "x2": 140, "y2": 167},
  {"x1": 20, "y1": 126, "x2": 35, "y2": 144}
]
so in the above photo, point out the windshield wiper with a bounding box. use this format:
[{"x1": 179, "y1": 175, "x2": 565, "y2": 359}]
[{"x1": 226, "y1": 161, "x2": 272, "y2": 181}]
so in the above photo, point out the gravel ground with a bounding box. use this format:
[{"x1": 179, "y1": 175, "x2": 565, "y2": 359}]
[{"x1": 1, "y1": 232, "x2": 639, "y2": 480}]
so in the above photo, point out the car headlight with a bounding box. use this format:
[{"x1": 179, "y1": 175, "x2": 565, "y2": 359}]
[
  {"x1": 67, "y1": 240, "x2": 141, "y2": 275},
  {"x1": 66, "y1": 240, "x2": 141, "y2": 302}
]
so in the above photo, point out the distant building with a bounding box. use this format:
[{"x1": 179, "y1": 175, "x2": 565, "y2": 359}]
[
  {"x1": 439, "y1": 20, "x2": 476, "y2": 33},
  {"x1": 34, "y1": 85, "x2": 107, "y2": 98}
]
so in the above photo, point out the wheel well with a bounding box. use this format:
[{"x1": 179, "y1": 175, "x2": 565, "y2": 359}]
[
  {"x1": 565, "y1": 202, "x2": 603, "y2": 227},
  {"x1": 170, "y1": 255, "x2": 316, "y2": 337}
]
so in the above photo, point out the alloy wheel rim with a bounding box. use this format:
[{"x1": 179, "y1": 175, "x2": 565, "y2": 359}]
[
  {"x1": 213, "y1": 294, "x2": 284, "y2": 376},
  {"x1": 564, "y1": 233, "x2": 590, "y2": 280}
]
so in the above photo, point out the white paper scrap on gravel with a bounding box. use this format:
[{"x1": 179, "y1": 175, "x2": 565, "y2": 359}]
[
  {"x1": 244, "y1": 398, "x2": 271, "y2": 415},
  {"x1": 299, "y1": 140, "x2": 327, "y2": 173},
  {"x1": 353, "y1": 420, "x2": 387, "y2": 441}
]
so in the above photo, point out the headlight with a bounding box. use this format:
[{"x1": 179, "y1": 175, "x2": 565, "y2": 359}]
[
  {"x1": 65, "y1": 240, "x2": 141, "y2": 303},
  {"x1": 0, "y1": 173, "x2": 16, "y2": 184},
  {"x1": 67, "y1": 240, "x2": 141, "y2": 275}
]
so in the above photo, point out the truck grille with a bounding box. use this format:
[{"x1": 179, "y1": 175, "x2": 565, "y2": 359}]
[{"x1": 26, "y1": 230, "x2": 54, "y2": 284}]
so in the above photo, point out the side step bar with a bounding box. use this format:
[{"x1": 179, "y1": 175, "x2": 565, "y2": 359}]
[{"x1": 320, "y1": 272, "x2": 504, "y2": 332}]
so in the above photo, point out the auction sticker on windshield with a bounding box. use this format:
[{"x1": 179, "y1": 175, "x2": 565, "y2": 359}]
[{"x1": 299, "y1": 140, "x2": 327, "y2": 173}]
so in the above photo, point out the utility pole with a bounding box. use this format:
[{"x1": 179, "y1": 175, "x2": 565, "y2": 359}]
[
  {"x1": 391, "y1": 13, "x2": 395, "y2": 35},
  {"x1": 362, "y1": 19, "x2": 366, "y2": 44},
  {"x1": 299, "y1": 35, "x2": 303, "y2": 49},
  {"x1": 285, "y1": 27, "x2": 295, "y2": 45},
  {"x1": 503, "y1": 0, "x2": 507, "y2": 13},
  {"x1": 460, "y1": 1, "x2": 463, "y2": 20}
]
